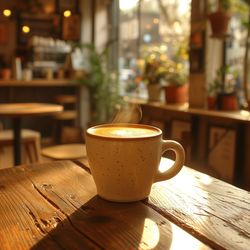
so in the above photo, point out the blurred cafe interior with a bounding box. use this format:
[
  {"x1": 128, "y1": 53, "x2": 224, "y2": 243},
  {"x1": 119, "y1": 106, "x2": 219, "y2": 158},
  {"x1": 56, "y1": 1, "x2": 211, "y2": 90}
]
[{"x1": 0, "y1": 0, "x2": 250, "y2": 191}]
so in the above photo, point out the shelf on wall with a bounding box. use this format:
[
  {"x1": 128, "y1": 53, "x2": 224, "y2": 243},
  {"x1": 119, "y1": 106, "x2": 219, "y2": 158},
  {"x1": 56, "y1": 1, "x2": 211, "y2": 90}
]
[{"x1": 17, "y1": 13, "x2": 61, "y2": 45}]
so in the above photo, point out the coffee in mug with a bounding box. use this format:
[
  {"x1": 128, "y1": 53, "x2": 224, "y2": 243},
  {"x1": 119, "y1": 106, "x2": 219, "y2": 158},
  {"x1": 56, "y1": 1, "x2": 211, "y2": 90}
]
[{"x1": 86, "y1": 123, "x2": 185, "y2": 202}]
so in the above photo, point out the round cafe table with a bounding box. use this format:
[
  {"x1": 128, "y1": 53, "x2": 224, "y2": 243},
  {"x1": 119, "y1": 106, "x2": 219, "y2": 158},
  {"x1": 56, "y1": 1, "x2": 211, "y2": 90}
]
[{"x1": 0, "y1": 103, "x2": 63, "y2": 166}]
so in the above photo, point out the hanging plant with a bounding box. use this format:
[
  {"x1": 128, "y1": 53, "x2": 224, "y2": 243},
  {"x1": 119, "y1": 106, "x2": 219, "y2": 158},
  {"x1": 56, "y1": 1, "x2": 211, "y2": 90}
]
[{"x1": 208, "y1": 0, "x2": 232, "y2": 37}]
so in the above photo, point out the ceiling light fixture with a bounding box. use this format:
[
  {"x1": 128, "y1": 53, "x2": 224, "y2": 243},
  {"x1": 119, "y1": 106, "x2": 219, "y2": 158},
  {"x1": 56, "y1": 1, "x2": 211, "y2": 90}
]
[
  {"x1": 64, "y1": 10, "x2": 71, "y2": 18},
  {"x1": 3, "y1": 9, "x2": 12, "y2": 17},
  {"x1": 22, "y1": 25, "x2": 30, "y2": 34}
]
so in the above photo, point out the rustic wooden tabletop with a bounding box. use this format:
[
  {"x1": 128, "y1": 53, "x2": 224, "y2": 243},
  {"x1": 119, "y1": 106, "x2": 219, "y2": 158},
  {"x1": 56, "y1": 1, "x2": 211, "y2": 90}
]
[
  {"x1": 0, "y1": 103, "x2": 63, "y2": 117},
  {"x1": 0, "y1": 158, "x2": 249, "y2": 250}
]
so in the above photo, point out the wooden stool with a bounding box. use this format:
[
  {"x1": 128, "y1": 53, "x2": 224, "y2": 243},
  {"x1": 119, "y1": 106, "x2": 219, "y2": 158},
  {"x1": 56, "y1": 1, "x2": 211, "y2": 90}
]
[
  {"x1": 42, "y1": 143, "x2": 86, "y2": 160},
  {"x1": 0, "y1": 129, "x2": 41, "y2": 166},
  {"x1": 53, "y1": 95, "x2": 78, "y2": 143}
]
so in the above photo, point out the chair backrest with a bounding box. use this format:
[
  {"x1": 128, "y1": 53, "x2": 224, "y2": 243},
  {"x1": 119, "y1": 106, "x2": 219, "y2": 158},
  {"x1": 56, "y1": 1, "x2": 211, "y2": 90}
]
[
  {"x1": 54, "y1": 95, "x2": 77, "y2": 111},
  {"x1": 54, "y1": 95, "x2": 77, "y2": 104},
  {"x1": 53, "y1": 94, "x2": 78, "y2": 144},
  {"x1": 60, "y1": 126, "x2": 85, "y2": 144},
  {"x1": 0, "y1": 129, "x2": 41, "y2": 166}
]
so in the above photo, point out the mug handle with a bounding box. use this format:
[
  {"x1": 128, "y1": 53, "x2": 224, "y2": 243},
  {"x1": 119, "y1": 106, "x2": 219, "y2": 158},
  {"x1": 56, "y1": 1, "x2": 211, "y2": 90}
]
[{"x1": 154, "y1": 140, "x2": 185, "y2": 183}]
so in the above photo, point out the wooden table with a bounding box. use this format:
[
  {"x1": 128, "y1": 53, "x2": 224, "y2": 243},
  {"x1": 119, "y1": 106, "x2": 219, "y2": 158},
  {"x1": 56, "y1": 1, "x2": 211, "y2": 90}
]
[
  {"x1": 0, "y1": 103, "x2": 63, "y2": 165},
  {"x1": 0, "y1": 79, "x2": 77, "y2": 87},
  {"x1": 0, "y1": 79, "x2": 89, "y2": 131},
  {"x1": 0, "y1": 158, "x2": 249, "y2": 250}
]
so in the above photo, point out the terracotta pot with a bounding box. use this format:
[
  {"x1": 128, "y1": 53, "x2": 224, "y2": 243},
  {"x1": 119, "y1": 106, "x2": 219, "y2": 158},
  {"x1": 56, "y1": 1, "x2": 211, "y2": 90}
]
[
  {"x1": 207, "y1": 96, "x2": 217, "y2": 110},
  {"x1": 147, "y1": 84, "x2": 162, "y2": 102},
  {"x1": 208, "y1": 10, "x2": 231, "y2": 37},
  {"x1": 164, "y1": 84, "x2": 188, "y2": 104},
  {"x1": 1, "y1": 68, "x2": 11, "y2": 80},
  {"x1": 217, "y1": 92, "x2": 238, "y2": 111}
]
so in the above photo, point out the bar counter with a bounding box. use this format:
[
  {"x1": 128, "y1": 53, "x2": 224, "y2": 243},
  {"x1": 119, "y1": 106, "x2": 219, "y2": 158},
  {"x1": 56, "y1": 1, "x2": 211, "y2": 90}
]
[
  {"x1": 0, "y1": 78, "x2": 89, "y2": 135},
  {"x1": 128, "y1": 97, "x2": 250, "y2": 123},
  {"x1": 126, "y1": 97, "x2": 250, "y2": 191}
]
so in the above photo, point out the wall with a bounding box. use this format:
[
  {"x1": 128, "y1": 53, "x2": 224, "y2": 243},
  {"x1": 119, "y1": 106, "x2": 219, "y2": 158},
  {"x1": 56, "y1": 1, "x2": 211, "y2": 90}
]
[
  {"x1": 189, "y1": 0, "x2": 207, "y2": 108},
  {"x1": 0, "y1": 1, "x2": 92, "y2": 131},
  {"x1": 0, "y1": 0, "x2": 18, "y2": 66},
  {"x1": 80, "y1": 0, "x2": 92, "y2": 44},
  {"x1": 95, "y1": 0, "x2": 109, "y2": 50}
]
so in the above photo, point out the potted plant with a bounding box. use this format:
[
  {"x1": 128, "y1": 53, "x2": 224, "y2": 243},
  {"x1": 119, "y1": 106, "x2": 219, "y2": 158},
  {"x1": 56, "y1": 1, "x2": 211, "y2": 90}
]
[
  {"x1": 0, "y1": 58, "x2": 11, "y2": 80},
  {"x1": 208, "y1": 0, "x2": 232, "y2": 37},
  {"x1": 1, "y1": 67, "x2": 11, "y2": 80},
  {"x1": 164, "y1": 71, "x2": 188, "y2": 104},
  {"x1": 206, "y1": 74, "x2": 222, "y2": 110},
  {"x1": 73, "y1": 43, "x2": 120, "y2": 125},
  {"x1": 142, "y1": 56, "x2": 168, "y2": 102},
  {"x1": 160, "y1": 44, "x2": 189, "y2": 104},
  {"x1": 158, "y1": 51, "x2": 189, "y2": 105},
  {"x1": 208, "y1": 65, "x2": 239, "y2": 110}
]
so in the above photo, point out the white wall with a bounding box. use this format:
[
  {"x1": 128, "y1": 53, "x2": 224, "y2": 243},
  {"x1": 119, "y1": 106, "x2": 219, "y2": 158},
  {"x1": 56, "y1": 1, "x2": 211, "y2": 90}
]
[
  {"x1": 79, "y1": 0, "x2": 92, "y2": 44},
  {"x1": 95, "y1": 0, "x2": 109, "y2": 50}
]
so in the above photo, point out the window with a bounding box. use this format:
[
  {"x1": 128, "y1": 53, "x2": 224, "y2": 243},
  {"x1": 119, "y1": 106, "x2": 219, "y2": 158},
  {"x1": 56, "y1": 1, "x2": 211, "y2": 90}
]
[{"x1": 119, "y1": 0, "x2": 191, "y2": 97}]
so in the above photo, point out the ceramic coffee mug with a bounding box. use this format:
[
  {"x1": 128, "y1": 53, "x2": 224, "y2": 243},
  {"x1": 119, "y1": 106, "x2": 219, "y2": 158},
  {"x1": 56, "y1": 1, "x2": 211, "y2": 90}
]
[{"x1": 86, "y1": 123, "x2": 185, "y2": 202}]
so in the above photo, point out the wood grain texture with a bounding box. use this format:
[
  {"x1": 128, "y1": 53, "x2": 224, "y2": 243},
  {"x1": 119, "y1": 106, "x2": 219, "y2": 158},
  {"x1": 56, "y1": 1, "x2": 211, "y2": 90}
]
[
  {"x1": 41, "y1": 144, "x2": 86, "y2": 160},
  {"x1": 129, "y1": 98, "x2": 250, "y2": 123},
  {"x1": 0, "y1": 79, "x2": 77, "y2": 87},
  {"x1": 146, "y1": 158, "x2": 250, "y2": 250},
  {"x1": 0, "y1": 160, "x2": 210, "y2": 250},
  {"x1": 0, "y1": 103, "x2": 63, "y2": 118}
]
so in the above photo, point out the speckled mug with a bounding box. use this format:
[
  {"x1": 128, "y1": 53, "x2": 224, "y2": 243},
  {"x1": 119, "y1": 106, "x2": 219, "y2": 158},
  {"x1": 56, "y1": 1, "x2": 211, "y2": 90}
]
[{"x1": 86, "y1": 123, "x2": 185, "y2": 202}]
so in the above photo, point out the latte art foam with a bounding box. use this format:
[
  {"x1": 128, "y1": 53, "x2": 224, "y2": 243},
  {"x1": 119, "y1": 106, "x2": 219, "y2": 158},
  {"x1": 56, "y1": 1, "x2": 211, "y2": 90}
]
[{"x1": 87, "y1": 126, "x2": 160, "y2": 138}]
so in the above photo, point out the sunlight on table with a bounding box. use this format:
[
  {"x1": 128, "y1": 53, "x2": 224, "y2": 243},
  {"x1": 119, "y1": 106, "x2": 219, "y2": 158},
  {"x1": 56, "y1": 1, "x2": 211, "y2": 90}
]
[
  {"x1": 159, "y1": 157, "x2": 213, "y2": 187},
  {"x1": 170, "y1": 223, "x2": 207, "y2": 250},
  {"x1": 139, "y1": 218, "x2": 160, "y2": 249},
  {"x1": 139, "y1": 217, "x2": 209, "y2": 250}
]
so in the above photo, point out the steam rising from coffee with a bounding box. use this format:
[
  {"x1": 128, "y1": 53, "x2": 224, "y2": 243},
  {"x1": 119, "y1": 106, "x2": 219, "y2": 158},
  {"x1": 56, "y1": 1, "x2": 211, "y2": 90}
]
[{"x1": 112, "y1": 103, "x2": 142, "y2": 124}]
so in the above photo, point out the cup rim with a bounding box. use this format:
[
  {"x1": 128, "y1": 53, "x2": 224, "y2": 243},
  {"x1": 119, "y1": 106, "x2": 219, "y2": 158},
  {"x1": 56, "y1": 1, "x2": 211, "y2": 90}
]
[{"x1": 86, "y1": 123, "x2": 162, "y2": 140}]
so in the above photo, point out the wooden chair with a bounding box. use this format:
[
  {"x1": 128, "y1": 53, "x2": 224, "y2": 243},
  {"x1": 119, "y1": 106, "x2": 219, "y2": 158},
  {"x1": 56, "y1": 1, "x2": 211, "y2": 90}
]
[
  {"x1": 53, "y1": 94, "x2": 78, "y2": 143},
  {"x1": 41, "y1": 143, "x2": 86, "y2": 160},
  {"x1": 60, "y1": 126, "x2": 85, "y2": 144},
  {"x1": 42, "y1": 126, "x2": 86, "y2": 161},
  {"x1": 0, "y1": 129, "x2": 41, "y2": 166}
]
